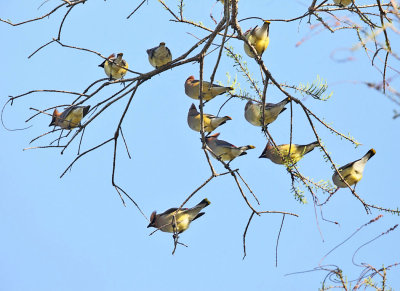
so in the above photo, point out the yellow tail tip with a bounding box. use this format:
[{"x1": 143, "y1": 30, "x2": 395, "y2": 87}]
[
  {"x1": 248, "y1": 145, "x2": 256, "y2": 149},
  {"x1": 369, "y1": 148, "x2": 376, "y2": 155},
  {"x1": 202, "y1": 198, "x2": 211, "y2": 206}
]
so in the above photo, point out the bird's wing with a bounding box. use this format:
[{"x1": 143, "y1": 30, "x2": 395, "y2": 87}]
[
  {"x1": 147, "y1": 47, "x2": 157, "y2": 58},
  {"x1": 215, "y1": 139, "x2": 237, "y2": 149},
  {"x1": 160, "y1": 208, "x2": 179, "y2": 215},
  {"x1": 204, "y1": 113, "x2": 217, "y2": 119},
  {"x1": 338, "y1": 159, "x2": 360, "y2": 171},
  {"x1": 59, "y1": 106, "x2": 76, "y2": 120}
]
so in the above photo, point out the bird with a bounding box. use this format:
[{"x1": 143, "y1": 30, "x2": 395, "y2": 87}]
[
  {"x1": 244, "y1": 97, "x2": 290, "y2": 127},
  {"x1": 147, "y1": 198, "x2": 211, "y2": 233},
  {"x1": 205, "y1": 133, "x2": 255, "y2": 162},
  {"x1": 98, "y1": 53, "x2": 128, "y2": 80},
  {"x1": 146, "y1": 42, "x2": 172, "y2": 69},
  {"x1": 49, "y1": 105, "x2": 90, "y2": 130},
  {"x1": 187, "y1": 103, "x2": 232, "y2": 133},
  {"x1": 243, "y1": 20, "x2": 270, "y2": 58},
  {"x1": 185, "y1": 76, "x2": 233, "y2": 101},
  {"x1": 333, "y1": 0, "x2": 352, "y2": 7},
  {"x1": 259, "y1": 140, "x2": 319, "y2": 165},
  {"x1": 332, "y1": 149, "x2": 376, "y2": 188}
]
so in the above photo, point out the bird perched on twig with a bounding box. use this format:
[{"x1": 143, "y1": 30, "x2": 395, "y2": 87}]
[
  {"x1": 244, "y1": 97, "x2": 290, "y2": 127},
  {"x1": 259, "y1": 140, "x2": 319, "y2": 165},
  {"x1": 187, "y1": 103, "x2": 232, "y2": 133},
  {"x1": 147, "y1": 198, "x2": 211, "y2": 234},
  {"x1": 333, "y1": 0, "x2": 352, "y2": 7},
  {"x1": 146, "y1": 42, "x2": 172, "y2": 69},
  {"x1": 243, "y1": 20, "x2": 270, "y2": 58},
  {"x1": 98, "y1": 53, "x2": 128, "y2": 80},
  {"x1": 205, "y1": 133, "x2": 255, "y2": 162},
  {"x1": 332, "y1": 149, "x2": 375, "y2": 188},
  {"x1": 49, "y1": 105, "x2": 90, "y2": 130},
  {"x1": 185, "y1": 76, "x2": 233, "y2": 101}
]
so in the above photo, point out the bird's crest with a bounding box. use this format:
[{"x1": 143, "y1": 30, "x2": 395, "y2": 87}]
[
  {"x1": 49, "y1": 108, "x2": 61, "y2": 126},
  {"x1": 207, "y1": 132, "x2": 220, "y2": 139},
  {"x1": 147, "y1": 211, "x2": 157, "y2": 228}
]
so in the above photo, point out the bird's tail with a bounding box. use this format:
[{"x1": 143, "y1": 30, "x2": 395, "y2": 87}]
[
  {"x1": 211, "y1": 86, "x2": 233, "y2": 96},
  {"x1": 197, "y1": 198, "x2": 211, "y2": 209},
  {"x1": 239, "y1": 145, "x2": 255, "y2": 156},
  {"x1": 215, "y1": 116, "x2": 232, "y2": 127},
  {"x1": 364, "y1": 148, "x2": 376, "y2": 160},
  {"x1": 304, "y1": 141, "x2": 319, "y2": 154},
  {"x1": 83, "y1": 105, "x2": 91, "y2": 117}
]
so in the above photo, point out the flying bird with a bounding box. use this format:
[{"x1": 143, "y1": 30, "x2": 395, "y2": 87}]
[
  {"x1": 205, "y1": 133, "x2": 255, "y2": 162},
  {"x1": 49, "y1": 105, "x2": 90, "y2": 130},
  {"x1": 244, "y1": 97, "x2": 290, "y2": 127},
  {"x1": 259, "y1": 140, "x2": 319, "y2": 165},
  {"x1": 147, "y1": 198, "x2": 211, "y2": 234},
  {"x1": 332, "y1": 149, "x2": 376, "y2": 188},
  {"x1": 185, "y1": 76, "x2": 233, "y2": 101},
  {"x1": 147, "y1": 42, "x2": 172, "y2": 69},
  {"x1": 98, "y1": 53, "x2": 128, "y2": 80},
  {"x1": 187, "y1": 103, "x2": 232, "y2": 133},
  {"x1": 243, "y1": 20, "x2": 270, "y2": 58}
]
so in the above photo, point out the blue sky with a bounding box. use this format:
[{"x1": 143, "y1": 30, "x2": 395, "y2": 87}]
[{"x1": 1, "y1": 0, "x2": 399, "y2": 290}]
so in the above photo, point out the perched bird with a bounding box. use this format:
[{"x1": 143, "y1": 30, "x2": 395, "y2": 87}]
[
  {"x1": 332, "y1": 149, "x2": 376, "y2": 188},
  {"x1": 98, "y1": 53, "x2": 128, "y2": 80},
  {"x1": 205, "y1": 133, "x2": 255, "y2": 162},
  {"x1": 244, "y1": 97, "x2": 290, "y2": 127},
  {"x1": 185, "y1": 76, "x2": 233, "y2": 101},
  {"x1": 147, "y1": 198, "x2": 211, "y2": 233},
  {"x1": 146, "y1": 42, "x2": 172, "y2": 69},
  {"x1": 259, "y1": 140, "x2": 319, "y2": 165},
  {"x1": 187, "y1": 103, "x2": 232, "y2": 133},
  {"x1": 49, "y1": 105, "x2": 90, "y2": 130},
  {"x1": 333, "y1": 0, "x2": 352, "y2": 6},
  {"x1": 243, "y1": 20, "x2": 270, "y2": 58}
]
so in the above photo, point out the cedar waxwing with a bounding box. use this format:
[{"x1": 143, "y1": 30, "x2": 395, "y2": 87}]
[
  {"x1": 332, "y1": 149, "x2": 376, "y2": 188},
  {"x1": 333, "y1": 0, "x2": 352, "y2": 6},
  {"x1": 259, "y1": 140, "x2": 319, "y2": 165},
  {"x1": 185, "y1": 76, "x2": 233, "y2": 101},
  {"x1": 147, "y1": 198, "x2": 211, "y2": 233},
  {"x1": 146, "y1": 42, "x2": 172, "y2": 69},
  {"x1": 49, "y1": 105, "x2": 90, "y2": 130},
  {"x1": 243, "y1": 20, "x2": 270, "y2": 58},
  {"x1": 98, "y1": 53, "x2": 128, "y2": 80},
  {"x1": 205, "y1": 133, "x2": 255, "y2": 162},
  {"x1": 187, "y1": 103, "x2": 232, "y2": 133},
  {"x1": 244, "y1": 97, "x2": 290, "y2": 127}
]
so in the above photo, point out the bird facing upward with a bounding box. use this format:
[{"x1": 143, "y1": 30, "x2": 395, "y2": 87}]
[
  {"x1": 147, "y1": 198, "x2": 211, "y2": 234},
  {"x1": 187, "y1": 103, "x2": 232, "y2": 133},
  {"x1": 243, "y1": 20, "x2": 270, "y2": 58},
  {"x1": 332, "y1": 149, "x2": 376, "y2": 188},
  {"x1": 49, "y1": 105, "x2": 90, "y2": 130},
  {"x1": 185, "y1": 76, "x2": 233, "y2": 101},
  {"x1": 98, "y1": 53, "x2": 128, "y2": 80}
]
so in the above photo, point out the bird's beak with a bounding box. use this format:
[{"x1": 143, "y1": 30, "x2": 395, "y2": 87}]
[
  {"x1": 259, "y1": 154, "x2": 266, "y2": 159},
  {"x1": 147, "y1": 223, "x2": 152, "y2": 228}
]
